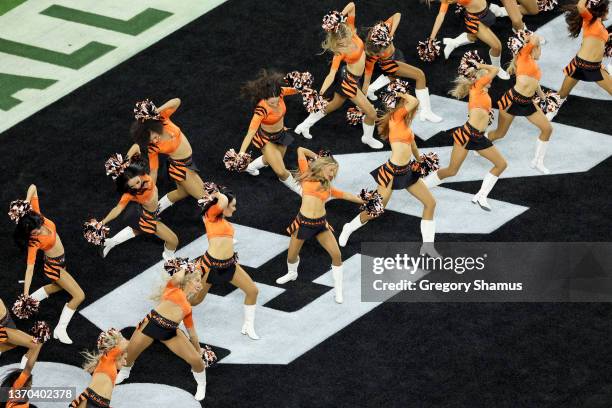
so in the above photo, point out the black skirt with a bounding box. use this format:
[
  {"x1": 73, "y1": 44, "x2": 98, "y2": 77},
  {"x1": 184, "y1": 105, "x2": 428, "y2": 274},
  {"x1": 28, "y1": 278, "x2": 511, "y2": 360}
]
[
  {"x1": 0, "y1": 311, "x2": 16, "y2": 329},
  {"x1": 563, "y1": 56, "x2": 604, "y2": 82},
  {"x1": 122, "y1": 202, "x2": 159, "y2": 234},
  {"x1": 451, "y1": 121, "x2": 493, "y2": 151},
  {"x1": 43, "y1": 254, "x2": 66, "y2": 281},
  {"x1": 497, "y1": 88, "x2": 538, "y2": 117},
  {"x1": 375, "y1": 47, "x2": 406, "y2": 76},
  {"x1": 253, "y1": 127, "x2": 294, "y2": 149},
  {"x1": 167, "y1": 155, "x2": 200, "y2": 183},
  {"x1": 286, "y1": 213, "x2": 334, "y2": 240},
  {"x1": 195, "y1": 252, "x2": 238, "y2": 285},
  {"x1": 70, "y1": 387, "x2": 111, "y2": 408},
  {"x1": 464, "y1": 7, "x2": 496, "y2": 33},
  {"x1": 330, "y1": 65, "x2": 362, "y2": 99},
  {"x1": 370, "y1": 160, "x2": 420, "y2": 190},
  {"x1": 139, "y1": 310, "x2": 178, "y2": 341}
]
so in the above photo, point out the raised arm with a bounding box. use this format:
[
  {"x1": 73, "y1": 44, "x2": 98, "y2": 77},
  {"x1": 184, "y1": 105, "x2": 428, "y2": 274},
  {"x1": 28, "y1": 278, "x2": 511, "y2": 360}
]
[
  {"x1": 388, "y1": 13, "x2": 401, "y2": 36},
  {"x1": 157, "y1": 98, "x2": 181, "y2": 115},
  {"x1": 297, "y1": 147, "x2": 318, "y2": 162},
  {"x1": 477, "y1": 63, "x2": 500, "y2": 80},
  {"x1": 127, "y1": 143, "x2": 141, "y2": 159},
  {"x1": 25, "y1": 184, "x2": 37, "y2": 203},
  {"x1": 577, "y1": 0, "x2": 587, "y2": 14},
  {"x1": 341, "y1": 2, "x2": 355, "y2": 17}
]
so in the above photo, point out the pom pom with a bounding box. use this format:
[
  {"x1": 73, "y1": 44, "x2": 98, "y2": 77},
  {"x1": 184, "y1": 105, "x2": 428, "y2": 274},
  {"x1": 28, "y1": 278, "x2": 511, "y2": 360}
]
[
  {"x1": 317, "y1": 149, "x2": 332, "y2": 158},
  {"x1": 586, "y1": 0, "x2": 603, "y2": 8},
  {"x1": 223, "y1": 149, "x2": 252, "y2": 172},
  {"x1": 12, "y1": 295, "x2": 40, "y2": 320},
  {"x1": 346, "y1": 107, "x2": 365, "y2": 125},
  {"x1": 105, "y1": 153, "x2": 130, "y2": 180},
  {"x1": 8, "y1": 200, "x2": 32, "y2": 224},
  {"x1": 31, "y1": 321, "x2": 51, "y2": 344},
  {"x1": 284, "y1": 71, "x2": 314, "y2": 91},
  {"x1": 534, "y1": 90, "x2": 563, "y2": 114},
  {"x1": 507, "y1": 29, "x2": 533, "y2": 55},
  {"x1": 198, "y1": 182, "x2": 220, "y2": 210},
  {"x1": 359, "y1": 189, "x2": 385, "y2": 218},
  {"x1": 97, "y1": 328, "x2": 121, "y2": 352},
  {"x1": 380, "y1": 79, "x2": 411, "y2": 109},
  {"x1": 322, "y1": 10, "x2": 346, "y2": 33},
  {"x1": 83, "y1": 219, "x2": 109, "y2": 246},
  {"x1": 134, "y1": 99, "x2": 162, "y2": 122},
  {"x1": 409, "y1": 152, "x2": 440, "y2": 177},
  {"x1": 369, "y1": 22, "x2": 393, "y2": 48},
  {"x1": 301, "y1": 88, "x2": 328, "y2": 113},
  {"x1": 605, "y1": 34, "x2": 612, "y2": 58},
  {"x1": 488, "y1": 110, "x2": 495, "y2": 127},
  {"x1": 164, "y1": 257, "x2": 196, "y2": 276},
  {"x1": 201, "y1": 345, "x2": 218, "y2": 368},
  {"x1": 458, "y1": 50, "x2": 485, "y2": 79},
  {"x1": 416, "y1": 38, "x2": 442, "y2": 62},
  {"x1": 537, "y1": 0, "x2": 558, "y2": 11}
]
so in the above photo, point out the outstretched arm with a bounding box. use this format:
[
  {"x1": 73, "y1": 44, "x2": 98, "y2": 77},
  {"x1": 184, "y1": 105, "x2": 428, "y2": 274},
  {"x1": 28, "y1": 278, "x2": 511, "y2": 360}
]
[
  {"x1": 429, "y1": 1, "x2": 450, "y2": 39},
  {"x1": 101, "y1": 204, "x2": 126, "y2": 225},
  {"x1": 341, "y1": 2, "x2": 355, "y2": 17}
]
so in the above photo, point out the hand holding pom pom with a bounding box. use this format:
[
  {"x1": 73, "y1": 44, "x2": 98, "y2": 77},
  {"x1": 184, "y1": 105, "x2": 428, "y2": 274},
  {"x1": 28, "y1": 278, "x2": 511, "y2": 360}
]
[
  {"x1": 534, "y1": 90, "x2": 563, "y2": 114},
  {"x1": 416, "y1": 38, "x2": 441, "y2": 62},
  {"x1": 198, "y1": 182, "x2": 220, "y2": 210},
  {"x1": 458, "y1": 50, "x2": 485, "y2": 79},
  {"x1": 31, "y1": 321, "x2": 51, "y2": 344},
  {"x1": 346, "y1": 107, "x2": 364, "y2": 126},
  {"x1": 409, "y1": 152, "x2": 440, "y2": 177},
  {"x1": 12, "y1": 294, "x2": 40, "y2": 320},
  {"x1": 8, "y1": 200, "x2": 32, "y2": 224},
  {"x1": 223, "y1": 149, "x2": 252, "y2": 172},
  {"x1": 201, "y1": 345, "x2": 218, "y2": 368},
  {"x1": 359, "y1": 189, "x2": 385, "y2": 218},
  {"x1": 537, "y1": 0, "x2": 558, "y2": 11},
  {"x1": 83, "y1": 219, "x2": 109, "y2": 246},
  {"x1": 284, "y1": 71, "x2": 314, "y2": 91},
  {"x1": 301, "y1": 89, "x2": 328, "y2": 114},
  {"x1": 134, "y1": 99, "x2": 162, "y2": 122},
  {"x1": 164, "y1": 257, "x2": 196, "y2": 276}
]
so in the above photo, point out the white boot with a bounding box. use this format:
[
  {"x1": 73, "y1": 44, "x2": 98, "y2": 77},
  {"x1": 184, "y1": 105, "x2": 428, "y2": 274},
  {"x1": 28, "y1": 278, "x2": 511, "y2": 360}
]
[
  {"x1": 339, "y1": 215, "x2": 367, "y2": 247},
  {"x1": 162, "y1": 245, "x2": 176, "y2": 261},
  {"x1": 102, "y1": 227, "x2": 136, "y2": 258},
  {"x1": 294, "y1": 111, "x2": 325, "y2": 139},
  {"x1": 489, "y1": 3, "x2": 508, "y2": 17},
  {"x1": 423, "y1": 171, "x2": 443, "y2": 189},
  {"x1": 472, "y1": 172, "x2": 499, "y2": 211},
  {"x1": 241, "y1": 304, "x2": 260, "y2": 340},
  {"x1": 419, "y1": 220, "x2": 441, "y2": 259},
  {"x1": 367, "y1": 75, "x2": 390, "y2": 101},
  {"x1": 30, "y1": 287, "x2": 49, "y2": 302},
  {"x1": 415, "y1": 88, "x2": 443, "y2": 123},
  {"x1": 53, "y1": 304, "x2": 75, "y2": 344},
  {"x1": 545, "y1": 97, "x2": 566, "y2": 121},
  {"x1": 19, "y1": 355, "x2": 28, "y2": 370},
  {"x1": 276, "y1": 258, "x2": 299, "y2": 284},
  {"x1": 192, "y1": 369, "x2": 207, "y2": 401},
  {"x1": 530, "y1": 139, "x2": 550, "y2": 174},
  {"x1": 157, "y1": 194, "x2": 174, "y2": 213},
  {"x1": 280, "y1": 173, "x2": 302, "y2": 195},
  {"x1": 490, "y1": 52, "x2": 510, "y2": 80},
  {"x1": 331, "y1": 265, "x2": 343, "y2": 304},
  {"x1": 115, "y1": 365, "x2": 132, "y2": 384},
  {"x1": 361, "y1": 122, "x2": 383, "y2": 149},
  {"x1": 246, "y1": 156, "x2": 267, "y2": 176},
  {"x1": 443, "y1": 33, "x2": 475, "y2": 59}
]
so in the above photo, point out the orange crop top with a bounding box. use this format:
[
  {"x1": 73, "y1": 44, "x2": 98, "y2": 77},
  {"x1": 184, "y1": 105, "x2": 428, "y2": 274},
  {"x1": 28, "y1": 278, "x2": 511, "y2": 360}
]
[
  {"x1": 204, "y1": 204, "x2": 235, "y2": 239},
  {"x1": 248, "y1": 87, "x2": 298, "y2": 131},
  {"x1": 580, "y1": 9, "x2": 608, "y2": 42},
  {"x1": 516, "y1": 43, "x2": 541, "y2": 80},
  {"x1": 7, "y1": 372, "x2": 30, "y2": 408},
  {"x1": 440, "y1": 0, "x2": 471, "y2": 12},
  {"x1": 26, "y1": 197, "x2": 57, "y2": 266},
  {"x1": 468, "y1": 75, "x2": 492, "y2": 111},
  {"x1": 162, "y1": 281, "x2": 193, "y2": 329},
  {"x1": 118, "y1": 174, "x2": 156, "y2": 207},
  {"x1": 331, "y1": 16, "x2": 365, "y2": 70},
  {"x1": 388, "y1": 107, "x2": 415, "y2": 144},
  {"x1": 365, "y1": 17, "x2": 395, "y2": 75},
  {"x1": 93, "y1": 347, "x2": 122, "y2": 384},
  {"x1": 298, "y1": 158, "x2": 344, "y2": 201},
  {"x1": 147, "y1": 107, "x2": 183, "y2": 171}
]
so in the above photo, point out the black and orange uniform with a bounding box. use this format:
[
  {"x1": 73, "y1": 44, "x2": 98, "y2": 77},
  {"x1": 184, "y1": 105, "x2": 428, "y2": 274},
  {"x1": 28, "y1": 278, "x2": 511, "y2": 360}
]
[
  {"x1": 147, "y1": 107, "x2": 199, "y2": 183},
  {"x1": 330, "y1": 15, "x2": 366, "y2": 98},
  {"x1": 0, "y1": 308, "x2": 16, "y2": 344},
  {"x1": 452, "y1": 75, "x2": 494, "y2": 150},
  {"x1": 365, "y1": 17, "x2": 405, "y2": 78},
  {"x1": 117, "y1": 174, "x2": 159, "y2": 234},
  {"x1": 194, "y1": 204, "x2": 238, "y2": 284},
  {"x1": 441, "y1": 0, "x2": 497, "y2": 34},
  {"x1": 70, "y1": 347, "x2": 122, "y2": 408},
  {"x1": 6, "y1": 372, "x2": 30, "y2": 408},
  {"x1": 287, "y1": 158, "x2": 344, "y2": 240},
  {"x1": 370, "y1": 107, "x2": 421, "y2": 190},
  {"x1": 498, "y1": 42, "x2": 542, "y2": 116},
  {"x1": 137, "y1": 281, "x2": 194, "y2": 341},
  {"x1": 24, "y1": 197, "x2": 65, "y2": 281},
  {"x1": 249, "y1": 87, "x2": 298, "y2": 149},
  {"x1": 563, "y1": 8, "x2": 608, "y2": 82}
]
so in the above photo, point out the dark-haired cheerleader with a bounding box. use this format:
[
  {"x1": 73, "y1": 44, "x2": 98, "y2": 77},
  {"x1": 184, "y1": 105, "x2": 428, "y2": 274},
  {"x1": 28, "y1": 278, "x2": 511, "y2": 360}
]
[
  {"x1": 129, "y1": 98, "x2": 206, "y2": 213},
  {"x1": 99, "y1": 152, "x2": 178, "y2": 260},
  {"x1": 275, "y1": 147, "x2": 365, "y2": 304},
  {"x1": 488, "y1": 32, "x2": 553, "y2": 174},
  {"x1": 0, "y1": 298, "x2": 43, "y2": 372},
  {"x1": 549, "y1": 0, "x2": 611, "y2": 119},
  {"x1": 9, "y1": 185, "x2": 84, "y2": 344},
  {"x1": 192, "y1": 185, "x2": 260, "y2": 339},
  {"x1": 115, "y1": 261, "x2": 207, "y2": 401},
  {"x1": 426, "y1": 0, "x2": 511, "y2": 79},
  {"x1": 237, "y1": 69, "x2": 302, "y2": 194},
  {"x1": 424, "y1": 62, "x2": 508, "y2": 211},
  {"x1": 294, "y1": 2, "x2": 384, "y2": 149},
  {"x1": 339, "y1": 92, "x2": 437, "y2": 249},
  {"x1": 70, "y1": 329, "x2": 128, "y2": 408}
]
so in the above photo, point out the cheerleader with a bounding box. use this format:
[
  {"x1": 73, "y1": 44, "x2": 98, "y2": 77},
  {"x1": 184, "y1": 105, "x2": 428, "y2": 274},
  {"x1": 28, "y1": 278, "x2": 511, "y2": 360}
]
[
  {"x1": 294, "y1": 2, "x2": 384, "y2": 149},
  {"x1": 192, "y1": 186, "x2": 260, "y2": 340},
  {"x1": 99, "y1": 153, "x2": 178, "y2": 260},
  {"x1": 10, "y1": 184, "x2": 84, "y2": 344},
  {"x1": 549, "y1": 0, "x2": 611, "y2": 120},
  {"x1": 339, "y1": 92, "x2": 437, "y2": 249},
  {"x1": 70, "y1": 329, "x2": 128, "y2": 408},
  {"x1": 1, "y1": 330, "x2": 41, "y2": 408},
  {"x1": 424, "y1": 63, "x2": 508, "y2": 211},
  {"x1": 276, "y1": 147, "x2": 365, "y2": 304},
  {"x1": 488, "y1": 32, "x2": 553, "y2": 174},
  {"x1": 115, "y1": 260, "x2": 207, "y2": 401},
  {"x1": 0, "y1": 298, "x2": 42, "y2": 371},
  {"x1": 362, "y1": 12, "x2": 443, "y2": 123},
  {"x1": 237, "y1": 70, "x2": 302, "y2": 194},
  {"x1": 427, "y1": 0, "x2": 511, "y2": 79}
]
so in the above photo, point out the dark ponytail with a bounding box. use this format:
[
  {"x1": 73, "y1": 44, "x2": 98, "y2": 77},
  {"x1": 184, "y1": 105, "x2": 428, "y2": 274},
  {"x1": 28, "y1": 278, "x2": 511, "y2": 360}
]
[
  {"x1": 563, "y1": 0, "x2": 609, "y2": 38},
  {"x1": 115, "y1": 159, "x2": 149, "y2": 195},
  {"x1": 200, "y1": 187, "x2": 235, "y2": 218},
  {"x1": 240, "y1": 69, "x2": 284, "y2": 106},
  {"x1": 13, "y1": 213, "x2": 44, "y2": 251},
  {"x1": 130, "y1": 118, "x2": 164, "y2": 146}
]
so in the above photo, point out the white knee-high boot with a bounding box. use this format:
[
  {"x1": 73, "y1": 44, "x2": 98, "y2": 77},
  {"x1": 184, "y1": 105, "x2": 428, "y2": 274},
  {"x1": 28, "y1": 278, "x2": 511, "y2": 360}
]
[
  {"x1": 415, "y1": 88, "x2": 442, "y2": 123},
  {"x1": 367, "y1": 75, "x2": 391, "y2": 101},
  {"x1": 339, "y1": 215, "x2": 367, "y2": 247},
  {"x1": 277, "y1": 258, "x2": 299, "y2": 284},
  {"x1": 162, "y1": 245, "x2": 176, "y2": 261},
  {"x1": 115, "y1": 365, "x2": 133, "y2": 384},
  {"x1": 419, "y1": 220, "x2": 441, "y2": 258},
  {"x1": 53, "y1": 304, "x2": 75, "y2": 344},
  {"x1": 489, "y1": 3, "x2": 509, "y2": 17},
  {"x1": 489, "y1": 51, "x2": 510, "y2": 80},
  {"x1": 102, "y1": 227, "x2": 136, "y2": 258},
  {"x1": 30, "y1": 287, "x2": 49, "y2": 302},
  {"x1": 241, "y1": 304, "x2": 259, "y2": 340},
  {"x1": 246, "y1": 156, "x2": 267, "y2": 176},
  {"x1": 294, "y1": 111, "x2": 325, "y2": 139},
  {"x1": 280, "y1": 173, "x2": 302, "y2": 195},
  {"x1": 443, "y1": 32, "x2": 475, "y2": 59},
  {"x1": 423, "y1": 171, "x2": 443, "y2": 189},
  {"x1": 192, "y1": 369, "x2": 207, "y2": 401},
  {"x1": 472, "y1": 172, "x2": 499, "y2": 211},
  {"x1": 157, "y1": 194, "x2": 174, "y2": 213},
  {"x1": 331, "y1": 265, "x2": 343, "y2": 304},
  {"x1": 361, "y1": 121, "x2": 383, "y2": 149},
  {"x1": 531, "y1": 139, "x2": 550, "y2": 174}
]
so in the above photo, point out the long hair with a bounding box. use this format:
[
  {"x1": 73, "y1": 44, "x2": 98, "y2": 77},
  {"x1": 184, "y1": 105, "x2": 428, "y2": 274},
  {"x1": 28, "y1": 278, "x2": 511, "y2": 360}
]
[
  {"x1": 321, "y1": 23, "x2": 353, "y2": 55},
  {"x1": 80, "y1": 330, "x2": 125, "y2": 374},
  {"x1": 151, "y1": 269, "x2": 200, "y2": 302},
  {"x1": 294, "y1": 156, "x2": 339, "y2": 191},
  {"x1": 130, "y1": 118, "x2": 164, "y2": 147},
  {"x1": 115, "y1": 159, "x2": 149, "y2": 196},
  {"x1": 449, "y1": 69, "x2": 487, "y2": 99},
  {"x1": 13, "y1": 212, "x2": 44, "y2": 251},
  {"x1": 200, "y1": 187, "x2": 235, "y2": 219},
  {"x1": 563, "y1": 0, "x2": 609, "y2": 37},
  {"x1": 377, "y1": 104, "x2": 416, "y2": 141},
  {"x1": 240, "y1": 69, "x2": 284, "y2": 106}
]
